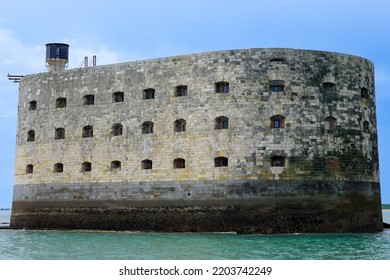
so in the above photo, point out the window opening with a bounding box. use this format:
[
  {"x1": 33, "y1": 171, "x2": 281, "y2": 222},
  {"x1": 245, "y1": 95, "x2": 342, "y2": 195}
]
[
  {"x1": 54, "y1": 163, "x2": 63, "y2": 173},
  {"x1": 174, "y1": 119, "x2": 186, "y2": 132},
  {"x1": 269, "y1": 58, "x2": 284, "y2": 63},
  {"x1": 142, "y1": 121, "x2": 154, "y2": 134},
  {"x1": 112, "y1": 91, "x2": 124, "y2": 102},
  {"x1": 271, "y1": 156, "x2": 285, "y2": 167},
  {"x1": 323, "y1": 82, "x2": 336, "y2": 94},
  {"x1": 361, "y1": 87, "x2": 369, "y2": 99},
  {"x1": 110, "y1": 161, "x2": 121, "y2": 171},
  {"x1": 82, "y1": 126, "x2": 93, "y2": 138},
  {"x1": 29, "y1": 100, "x2": 37, "y2": 111},
  {"x1": 143, "y1": 88, "x2": 155, "y2": 100},
  {"x1": 27, "y1": 130, "x2": 35, "y2": 142},
  {"x1": 173, "y1": 158, "x2": 185, "y2": 169},
  {"x1": 26, "y1": 164, "x2": 33, "y2": 174},
  {"x1": 214, "y1": 157, "x2": 228, "y2": 167},
  {"x1": 269, "y1": 80, "x2": 285, "y2": 92},
  {"x1": 81, "y1": 162, "x2": 92, "y2": 172},
  {"x1": 215, "y1": 81, "x2": 229, "y2": 93},
  {"x1": 56, "y1": 98, "x2": 67, "y2": 108},
  {"x1": 141, "y1": 159, "x2": 153, "y2": 170},
  {"x1": 175, "y1": 85, "x2": 188, "y2": 97},
  {"x1": 55, "y1": 127, "x2": 65, "y2": 139},
  {"x1": 83, "y1": 94, "x2": 95, "y2": 105},
  {"x1": 214, "y1": 116, "x2": 229, "y2": 129},
  {"x1": 111, "y1": 123, "x2": 123, "y2": 136}
]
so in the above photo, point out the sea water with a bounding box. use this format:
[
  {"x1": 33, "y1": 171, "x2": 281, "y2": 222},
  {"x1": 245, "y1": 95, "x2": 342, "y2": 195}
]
[{"x1": 1, "y1": 210, "x2": 389, "y2": 260}]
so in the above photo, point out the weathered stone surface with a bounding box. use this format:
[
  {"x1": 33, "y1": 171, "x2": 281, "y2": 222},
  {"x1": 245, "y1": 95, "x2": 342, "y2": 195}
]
[{"x1": 11, "y1": 48, "x2": 382, "y2": 232}]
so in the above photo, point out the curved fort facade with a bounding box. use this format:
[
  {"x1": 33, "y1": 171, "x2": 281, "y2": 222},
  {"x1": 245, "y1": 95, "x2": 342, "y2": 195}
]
[{"x1": 11, "y1": 48, "x2": 382, "y2": 233}]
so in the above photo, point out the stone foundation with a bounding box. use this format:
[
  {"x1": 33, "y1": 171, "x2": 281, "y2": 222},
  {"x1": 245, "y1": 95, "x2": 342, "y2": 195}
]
[{"x1": 11, "y1": 180, "x2": 383, "y2": 233}]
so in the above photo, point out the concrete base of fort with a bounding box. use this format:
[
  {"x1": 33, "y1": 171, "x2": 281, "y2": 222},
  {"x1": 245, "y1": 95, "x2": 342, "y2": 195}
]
[{"x1": 11, "y1": 180, "x2": 383, "y2": 233}]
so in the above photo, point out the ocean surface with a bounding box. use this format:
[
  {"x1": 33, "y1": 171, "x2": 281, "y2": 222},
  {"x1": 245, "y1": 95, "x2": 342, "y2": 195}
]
[{"x1": 1, "y1": 210, "x2": 389, "y2": 260}]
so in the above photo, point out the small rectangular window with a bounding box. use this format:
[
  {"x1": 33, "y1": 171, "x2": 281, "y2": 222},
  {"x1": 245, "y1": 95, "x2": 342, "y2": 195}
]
[
  {"x1": 143, "y1": 89, "x2": 155, "y2": 100},
  {"x1": 173, "y1": 158, "x2": 185, "y2": 169},
  {"x1": 55, "y1": 128, "x2": 65, "y2": 140},
  {"x1": 215, "y1": 116, "x2": 229, "y2": 130},
  {"x1": 323, "y1": 83, "x2": 336, "y2": 94},
  {"x1": 82, "y1": 162, "x2": 92, "y2": 172},
  {"x1": 56, "y1": 98, "x2": 67, "y2": 108},
  {"x1": 215, "y1": 157, "x2": 228, "y2": 167},
  {"x1": 54, "y1": 163, "x2": 64, "y2": 173},
  {"x1": 29, "y1": 101, "x2": 37, "y2": 111},
  {"x1": 113, "y1": 92, "x2": 124, "y2": 102},
  {"x1": 269, "y1": 80, "x2": 285, "y2": 92},
  {"x1": 26, "y1": 164, "x2": 33, "y2": 174},
  {"x1": 110, "y1": 161, "x2": 121, "y2": 171},
  {"x1": 27, "y1": 130, "x2": 35, "y2": 142},
  {"x1": 215, "y1": 82, "x2": 229, "y2": 93},
  {"x1": 361, "y1": 87, "x2": 368, "y2": 99},
  {"x1": 271, "y1": 156, "x2": 285, "y2": 167},
  {"x1": 83, "y1": 95, "x2": 95, "y2": 105},
  {"x1": 175, "y1": 85, "x2": 188, "y2": 97}
]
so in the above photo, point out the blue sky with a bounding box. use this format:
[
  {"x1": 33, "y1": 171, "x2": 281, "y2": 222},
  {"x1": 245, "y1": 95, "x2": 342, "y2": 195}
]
[{"x1": 0, "y1": 0, "x2": 389, "y2": 207}]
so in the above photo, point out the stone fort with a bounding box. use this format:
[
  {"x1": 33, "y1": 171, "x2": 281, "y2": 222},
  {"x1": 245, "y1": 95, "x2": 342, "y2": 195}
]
[{"x1": 11, "y1": 47, "x2": 382, "y2": 233}]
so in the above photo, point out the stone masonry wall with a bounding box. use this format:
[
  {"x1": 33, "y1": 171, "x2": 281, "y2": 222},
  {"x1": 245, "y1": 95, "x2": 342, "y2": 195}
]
[{"x1": 11, "y1": 48, "x2": 382, "y2": 232}]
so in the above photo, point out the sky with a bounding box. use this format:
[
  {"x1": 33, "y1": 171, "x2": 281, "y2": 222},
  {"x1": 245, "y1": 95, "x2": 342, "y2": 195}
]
[{"x1": 0, "y1": 0, "x2": 389, "y2": 207}]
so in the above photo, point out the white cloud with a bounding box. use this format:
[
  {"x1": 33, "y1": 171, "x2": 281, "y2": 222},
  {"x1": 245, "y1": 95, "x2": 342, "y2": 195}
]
[{"x1": 0, "y1": 29, "x2": 45, "y2": 73}]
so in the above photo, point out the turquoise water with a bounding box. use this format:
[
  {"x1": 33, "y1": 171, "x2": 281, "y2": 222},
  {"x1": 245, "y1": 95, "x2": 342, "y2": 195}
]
[{"x1": 1, "y1": 210, "x2": 390, "y2": 260}]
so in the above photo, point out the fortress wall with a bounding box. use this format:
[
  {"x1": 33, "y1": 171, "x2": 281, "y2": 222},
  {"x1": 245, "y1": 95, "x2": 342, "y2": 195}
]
[{"x1": 11, "y1": 48, "x2": 382, "y2": 232}]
